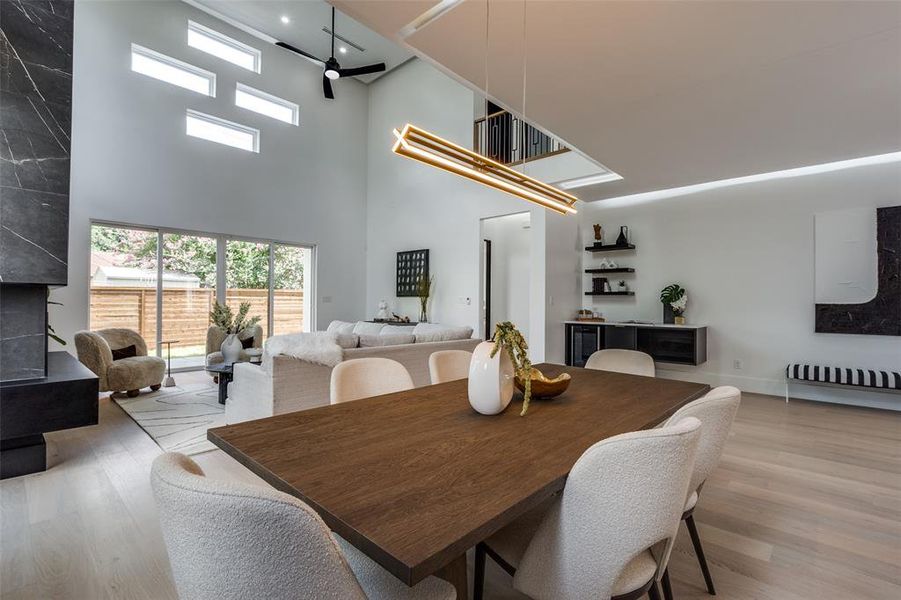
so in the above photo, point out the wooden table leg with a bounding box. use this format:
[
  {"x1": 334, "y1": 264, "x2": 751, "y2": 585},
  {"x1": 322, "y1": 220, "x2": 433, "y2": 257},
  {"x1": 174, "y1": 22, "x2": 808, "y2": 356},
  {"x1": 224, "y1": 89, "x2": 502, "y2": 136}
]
[{"x1": 436, "y1": 553, "x2": 468, "y2": 600}]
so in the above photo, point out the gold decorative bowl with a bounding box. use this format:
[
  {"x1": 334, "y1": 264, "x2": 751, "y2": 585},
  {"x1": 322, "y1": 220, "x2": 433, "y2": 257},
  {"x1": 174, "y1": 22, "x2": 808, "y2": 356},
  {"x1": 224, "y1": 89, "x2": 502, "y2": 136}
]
[{"x1": 515, "y1": 368, "x2": 572, "y2": 399}]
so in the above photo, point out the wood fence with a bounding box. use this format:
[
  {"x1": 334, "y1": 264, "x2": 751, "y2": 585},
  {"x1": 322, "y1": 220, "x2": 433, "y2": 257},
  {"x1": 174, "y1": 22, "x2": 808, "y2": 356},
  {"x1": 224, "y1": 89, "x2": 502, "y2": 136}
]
[{"x1": 90, "y1": 287, "x2": 303, "y2": 351}]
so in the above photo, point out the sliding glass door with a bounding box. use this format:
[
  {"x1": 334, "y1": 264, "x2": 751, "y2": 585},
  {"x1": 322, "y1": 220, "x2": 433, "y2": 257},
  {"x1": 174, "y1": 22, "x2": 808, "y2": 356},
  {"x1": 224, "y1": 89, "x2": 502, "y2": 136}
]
[{"x1": 89, "y1": 222, "x2": 314, "y2": 370}]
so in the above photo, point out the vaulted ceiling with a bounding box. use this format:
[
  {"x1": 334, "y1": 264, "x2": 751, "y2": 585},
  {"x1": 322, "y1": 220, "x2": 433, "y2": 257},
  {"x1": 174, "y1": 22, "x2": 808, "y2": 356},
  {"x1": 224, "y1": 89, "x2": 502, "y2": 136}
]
[{"x1": 334, "y1": 0, "x2": 901, "y2": 201}]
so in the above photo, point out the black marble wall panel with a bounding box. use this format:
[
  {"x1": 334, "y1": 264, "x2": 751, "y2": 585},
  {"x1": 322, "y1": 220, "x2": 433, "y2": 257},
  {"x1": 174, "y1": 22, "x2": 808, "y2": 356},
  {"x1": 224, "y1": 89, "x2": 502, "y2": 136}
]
[
  {"x1": 0, "y1": 0, "x2": 73, "y2": 285},
  {"x1": 0, "y1": 284, "x2": 47, "y2": 381},
  {"x1": 815, "y1": 206, "x2": 901, "y2": 336}
]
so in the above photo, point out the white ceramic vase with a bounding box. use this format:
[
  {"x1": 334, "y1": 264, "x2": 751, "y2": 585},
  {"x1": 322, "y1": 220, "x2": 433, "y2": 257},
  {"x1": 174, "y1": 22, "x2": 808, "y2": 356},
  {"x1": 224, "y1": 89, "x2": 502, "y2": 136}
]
[
  {"x1": 220, "y1": 334, "x2": 243, "y2": 364},
  {"x1": 467, "y1": 341, "x2": 515, "y2": 415}
]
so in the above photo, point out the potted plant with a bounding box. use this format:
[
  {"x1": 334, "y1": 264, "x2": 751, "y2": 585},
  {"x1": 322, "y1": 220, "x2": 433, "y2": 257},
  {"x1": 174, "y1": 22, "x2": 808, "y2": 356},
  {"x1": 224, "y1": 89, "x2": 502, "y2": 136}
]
[
  {"x1": 659, "y1": 284, "x2": 687, "y2": 324},
  {"x1": 209, "y1": 301, "x2": 261, "y2": 364},
  {"x1": 416, "y1": 274, "x2": 433, "y2": 323}
]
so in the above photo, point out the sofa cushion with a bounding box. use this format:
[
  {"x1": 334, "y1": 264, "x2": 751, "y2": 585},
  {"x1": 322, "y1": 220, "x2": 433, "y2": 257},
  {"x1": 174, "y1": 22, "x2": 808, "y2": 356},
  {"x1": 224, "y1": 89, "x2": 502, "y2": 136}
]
[
  {"x1": 381, "y1": 324, "x2": 416, "y2": 336},
  {"x1": 334, "y1": 333, "x2": 360, "y2": 349},
  {"x1": 107, "y1": 355, "x2": 166, "y2": 391},
  {"x1": 353, "y1": 321, "x2": 386, "y2": 336},
  {"x1": 111, "y1": 344, "x2": 137, "y2": 361},
  {"x1": 413, "y1": 323, "x2": 474, "y2": 343},
  {"x1": 326, "y1": 320, "x2": 356, "y2": 335},
  {"x1": 359, "y1": 333, "x2": 415, "y2": 348}
]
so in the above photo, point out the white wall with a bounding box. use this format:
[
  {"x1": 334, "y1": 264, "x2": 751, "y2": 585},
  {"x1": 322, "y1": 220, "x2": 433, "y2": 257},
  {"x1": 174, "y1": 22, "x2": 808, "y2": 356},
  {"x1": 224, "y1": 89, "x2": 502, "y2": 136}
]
[
  {"x1": 482, "y1": 213, "x2": 531, "y2": 341},
  {"x1": 580, "y1": 161, "x2": 901, "y2": 409},
  {"x1": 56, "y1": 0, "x2": 369, "y2": 346}
]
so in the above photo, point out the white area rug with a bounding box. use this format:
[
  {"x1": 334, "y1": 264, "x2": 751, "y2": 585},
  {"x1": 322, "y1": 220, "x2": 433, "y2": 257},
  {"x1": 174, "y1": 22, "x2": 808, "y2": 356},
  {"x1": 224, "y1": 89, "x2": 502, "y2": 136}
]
[{"x1": 113, "y1": 383, "x2": 224, "y2": 456}]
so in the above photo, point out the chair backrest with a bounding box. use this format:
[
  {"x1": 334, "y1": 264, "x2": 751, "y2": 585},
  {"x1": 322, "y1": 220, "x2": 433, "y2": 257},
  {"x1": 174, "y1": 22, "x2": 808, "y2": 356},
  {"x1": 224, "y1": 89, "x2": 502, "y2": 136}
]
[
  {"x1": 330, "y1": 357, "x2": 414, "y2": 404},
  {"x1": 428, "y1": 350, "x2": 473, "y2": 384},
  {"x1": 665, "y1": 386, "x2": 741, "y2": 495},
  {"x1": 151, "y1": 452, "x2": 368, "y2": 600},
  {"x1": 513, "y1": 418, "x2": 701, "y2": 600},
  {"x1": 96, "y1": 328, "x2": 148, "y2": 356},
  {"x1": 206, "y1": 324, "x2": 264, "y2": 355},
  {"x1": 585, "y1": 349, "x2": 655, "y2": 377}
]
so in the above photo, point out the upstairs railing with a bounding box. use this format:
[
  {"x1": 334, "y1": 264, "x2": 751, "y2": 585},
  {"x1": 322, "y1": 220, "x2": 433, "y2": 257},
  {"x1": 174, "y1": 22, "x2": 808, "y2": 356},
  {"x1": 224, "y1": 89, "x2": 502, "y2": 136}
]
[{"x1": 473, "y1": 110, "x2": 568, "y2": 166}]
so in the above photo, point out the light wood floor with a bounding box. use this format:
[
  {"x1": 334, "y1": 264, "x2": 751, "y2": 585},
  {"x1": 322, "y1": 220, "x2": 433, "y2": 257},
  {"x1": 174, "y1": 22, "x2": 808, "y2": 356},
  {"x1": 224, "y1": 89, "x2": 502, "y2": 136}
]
[{"x1": 1, "y1": 373, "x2": 899, "y2": 599}]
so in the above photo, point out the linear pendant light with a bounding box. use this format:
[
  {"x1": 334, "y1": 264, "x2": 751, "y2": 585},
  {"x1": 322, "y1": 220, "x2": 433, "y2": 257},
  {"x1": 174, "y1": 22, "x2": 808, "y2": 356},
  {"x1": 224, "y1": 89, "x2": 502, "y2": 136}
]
[
  {"x1": 392, "y1": 124, "x2": 578, "y2": 215},
  {"x1": 390, "y1": 1, "x2": 576, "y2": 215}
]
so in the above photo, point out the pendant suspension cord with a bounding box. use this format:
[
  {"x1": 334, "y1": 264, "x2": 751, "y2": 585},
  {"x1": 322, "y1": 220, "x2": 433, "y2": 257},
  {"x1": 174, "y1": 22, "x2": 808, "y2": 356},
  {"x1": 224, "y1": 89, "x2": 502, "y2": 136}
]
[
  {"x1": 521, "y1": 0, "x2": 527, "y2": 177},
  {"x1": 485, "y1": 0, "x2": 490, "y2": 118},
  {"x1": 331, "y1": 7, "x2": 336, "y2": 58}
]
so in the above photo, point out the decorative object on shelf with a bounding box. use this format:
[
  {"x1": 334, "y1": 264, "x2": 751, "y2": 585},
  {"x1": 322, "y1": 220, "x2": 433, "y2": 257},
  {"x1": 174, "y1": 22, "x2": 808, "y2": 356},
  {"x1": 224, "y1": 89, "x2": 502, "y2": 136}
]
[
  {"x1": 390, "y1": 2, "x2": 578, "y2": 216},
  {"x1": 592, "y1": 223, "x2": 603, "y2": 244},
  {"x1": 396, "y1": 249, "x2": 429, "y2": 297},
  {"x1": 416, "y1": 274, "x2": 433, "y2": 323},
  {"x1": 391, "y1": 312, "x2": 411, "y2": 323},
  {"x1": 592, "y1": 277, "x2": 608, "y2": 293},
  {"x1": 615, "y1": 226, "x2": 630, "y2": 247},
  {"x1": 210, "y1": 301, "x2": 261, "y2": 365},
  {"x1": 672, "y1": 293, "x2": 688, "y2": 325},
  {"x1": 618, "y1": 280, "x2": 628, "y2": 292},
  {"x1": 515, "y1": 367, "x2": 571, "y2": 399},
  {"x1": 660, "y1": 284, "x2": 686, "y2": 325},
  {"x1": 376, "y1": 300, "x2": 390, "y2": 320},
  {"x1": 597, "y1": 257, "x2": 618, "y2": 269}
]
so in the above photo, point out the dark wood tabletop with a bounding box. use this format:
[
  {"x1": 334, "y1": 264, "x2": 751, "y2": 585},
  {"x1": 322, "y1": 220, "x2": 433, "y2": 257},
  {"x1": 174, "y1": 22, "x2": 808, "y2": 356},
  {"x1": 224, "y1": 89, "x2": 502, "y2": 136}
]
[{"x1": 208, "y1": 364, "x2": 709, "y2": 594}]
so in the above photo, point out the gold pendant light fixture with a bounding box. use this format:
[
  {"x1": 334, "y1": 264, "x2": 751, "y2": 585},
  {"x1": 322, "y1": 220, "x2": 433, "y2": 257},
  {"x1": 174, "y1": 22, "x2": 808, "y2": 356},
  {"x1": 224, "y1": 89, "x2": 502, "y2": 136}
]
[{"x1": 390, "y1": 1, "x2": 577, "y2": 215}]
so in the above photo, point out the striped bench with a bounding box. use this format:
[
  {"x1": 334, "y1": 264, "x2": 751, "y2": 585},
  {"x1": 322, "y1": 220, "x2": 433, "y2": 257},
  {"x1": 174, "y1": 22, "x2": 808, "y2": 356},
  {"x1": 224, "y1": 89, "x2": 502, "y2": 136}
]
[{"x1": 785, "y1": 363, "x2": 901, "y2": 402}]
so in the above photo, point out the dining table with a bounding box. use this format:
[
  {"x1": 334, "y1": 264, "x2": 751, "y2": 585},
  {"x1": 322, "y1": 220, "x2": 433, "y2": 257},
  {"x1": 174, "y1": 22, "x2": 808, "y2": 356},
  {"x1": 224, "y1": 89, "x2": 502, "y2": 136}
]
[{"x1": 208, "y1": 363, "x2": 709, "y2": 599}]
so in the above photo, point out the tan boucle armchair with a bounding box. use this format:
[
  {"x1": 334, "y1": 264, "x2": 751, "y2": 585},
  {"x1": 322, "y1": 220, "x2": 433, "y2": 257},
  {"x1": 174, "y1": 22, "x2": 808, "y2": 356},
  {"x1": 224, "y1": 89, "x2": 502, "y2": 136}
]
[
  {"x1": 205, "y1": 324, "x2": 263, "y2": 367},
  {"x1": 75, "y1": 328, "x2": 165, "y2": 397}
]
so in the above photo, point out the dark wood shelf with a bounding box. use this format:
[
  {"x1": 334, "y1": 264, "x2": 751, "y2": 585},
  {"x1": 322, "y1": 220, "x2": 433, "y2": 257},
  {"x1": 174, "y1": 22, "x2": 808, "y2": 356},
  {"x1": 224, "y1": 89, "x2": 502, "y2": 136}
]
[
  {"x1": 585, "y1": 291, "x2": 635, "y2": 296},
  {"x1": 585, "y1": 268, "x2": 635, "y2": 274},
  {"x1": 585, "y1": 244, "x2": 635, "y2": 252}
]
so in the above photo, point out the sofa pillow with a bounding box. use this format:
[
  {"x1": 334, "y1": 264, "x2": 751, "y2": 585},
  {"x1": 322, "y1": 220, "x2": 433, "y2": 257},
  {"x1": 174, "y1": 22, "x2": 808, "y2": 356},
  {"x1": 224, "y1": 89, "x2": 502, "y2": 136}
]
[
  {"x1": 413, "y1": 323, "x2": 474, "y2": 343},
  {"x1": 240, "y1": 336, "x2": 255, "y2": 350},
  {"x1": 353, "y1": 321, "x2": 386, "y2": 336},
  {"x1": 359, "y1": 334, "x2": 415, "y2": 348},
  {"x1": 111, "y1": 344, "x2": 137, "y2": 361},
  {"x1": 381, "y1": 324, "x2": 416, "y2": 336},
  {"x1": 334, "y1": 333, "x2": 359, "y2": 349},
  {"x1": 326, "y1": 320, "x2": 356, "y2": 335}
]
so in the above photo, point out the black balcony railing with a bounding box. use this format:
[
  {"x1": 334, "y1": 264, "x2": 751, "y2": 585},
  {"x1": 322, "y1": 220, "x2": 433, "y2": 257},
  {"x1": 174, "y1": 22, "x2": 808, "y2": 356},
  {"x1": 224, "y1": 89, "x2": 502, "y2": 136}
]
[{"x1": 473, "y1": 110, "x2": 568, "y2": 166}]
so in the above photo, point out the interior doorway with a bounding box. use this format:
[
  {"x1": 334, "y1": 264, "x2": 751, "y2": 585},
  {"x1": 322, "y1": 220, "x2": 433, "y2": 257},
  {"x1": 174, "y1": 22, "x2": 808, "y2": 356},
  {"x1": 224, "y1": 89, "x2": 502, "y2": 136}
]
[{"x1": 480, "y1": 212, "x2": 532, "y2": 342}]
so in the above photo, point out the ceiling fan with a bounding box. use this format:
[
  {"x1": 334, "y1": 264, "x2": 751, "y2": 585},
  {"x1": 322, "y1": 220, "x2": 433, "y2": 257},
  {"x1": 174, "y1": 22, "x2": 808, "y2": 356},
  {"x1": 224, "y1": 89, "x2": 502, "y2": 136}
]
[{"x1": 276, "y1": 6, "x2": 386, "y2": 100}]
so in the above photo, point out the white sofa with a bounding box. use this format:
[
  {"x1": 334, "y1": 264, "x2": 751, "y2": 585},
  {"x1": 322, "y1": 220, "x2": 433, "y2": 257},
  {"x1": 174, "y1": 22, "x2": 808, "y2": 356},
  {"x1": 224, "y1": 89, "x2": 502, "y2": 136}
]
[{"x1": 226, "y1": 322, "x2": 480, "y2": 424}]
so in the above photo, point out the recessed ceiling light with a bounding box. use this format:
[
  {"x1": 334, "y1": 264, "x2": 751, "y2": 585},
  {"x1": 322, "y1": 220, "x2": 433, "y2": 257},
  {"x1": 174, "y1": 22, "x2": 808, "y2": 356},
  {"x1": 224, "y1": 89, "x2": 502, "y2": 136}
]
[
  {"x1": 280, "y1": 15, "x2": 290, "y2": 24},
  {"x1": 339, "y1": 46, "x2": 347, "y2": 54}
]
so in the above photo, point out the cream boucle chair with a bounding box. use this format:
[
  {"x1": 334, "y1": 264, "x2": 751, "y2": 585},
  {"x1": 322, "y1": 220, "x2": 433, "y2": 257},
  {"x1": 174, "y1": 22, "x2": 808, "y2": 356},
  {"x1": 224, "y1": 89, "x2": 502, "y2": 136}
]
[
  {"x1": 474, "y1": 417, "x2": 702, "y2": 600},
  {"x1": 660, "y1": 385, "x2": 741, "y2": 597},
  {"x1": 205, "y1": 324, "x2": 264, "y2": 367},
  {"x1": 151, "y1": 453, "x2": 455, "y2": 600},
  {"x1": 330, "y1": 357, "x2": 414, "y2": 404},
  {"x1": 428, "y1": 350, "x2": 473, "y2": 384},
  {"x1": 74, "y1": 328, "x2": 165, "y2": 397},
  {"x1": 585, "y1": 349, "x2": 656, "y2": 377}
]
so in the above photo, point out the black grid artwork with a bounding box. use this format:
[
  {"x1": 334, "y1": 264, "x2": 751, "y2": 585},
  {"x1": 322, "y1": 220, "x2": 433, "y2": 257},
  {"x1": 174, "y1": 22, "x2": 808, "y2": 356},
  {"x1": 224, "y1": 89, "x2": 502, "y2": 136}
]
[{"x1": 396, "y1": 249, "x2": 429, "y2": 297}]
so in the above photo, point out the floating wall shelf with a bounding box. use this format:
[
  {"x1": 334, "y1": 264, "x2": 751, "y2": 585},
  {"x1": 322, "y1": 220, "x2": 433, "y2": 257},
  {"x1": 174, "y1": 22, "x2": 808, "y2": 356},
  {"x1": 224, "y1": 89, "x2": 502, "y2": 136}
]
[
  {"x1": 585, "y1": 267, "x2": 635, "y2": 274},
  {"x1": 585, "y1": 291, "x2": 635, "y2": 296},
  {"x1": 584, "y1": 244, "x2": 635, "y2": 252}
]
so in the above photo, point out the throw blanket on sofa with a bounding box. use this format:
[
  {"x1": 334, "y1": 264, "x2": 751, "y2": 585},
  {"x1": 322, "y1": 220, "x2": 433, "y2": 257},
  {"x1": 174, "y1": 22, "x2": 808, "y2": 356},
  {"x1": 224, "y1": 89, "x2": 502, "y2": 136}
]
[{"x1": 262, "y1": 332, "x2": 343, "y2": 371}]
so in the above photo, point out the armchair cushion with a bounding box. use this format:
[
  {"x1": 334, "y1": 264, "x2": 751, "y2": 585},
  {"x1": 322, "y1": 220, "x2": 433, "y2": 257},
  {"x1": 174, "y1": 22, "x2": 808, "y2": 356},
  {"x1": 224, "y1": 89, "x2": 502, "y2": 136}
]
[{"x1": 107, "y1": 356, "x2": 166, "y2": 392}]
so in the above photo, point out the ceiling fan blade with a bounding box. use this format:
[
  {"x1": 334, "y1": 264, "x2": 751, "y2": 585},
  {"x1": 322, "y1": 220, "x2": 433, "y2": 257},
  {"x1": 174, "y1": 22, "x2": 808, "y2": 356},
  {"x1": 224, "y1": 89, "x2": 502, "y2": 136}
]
[
  {"x1": 275, "y1": 41, "x2": 324, "y2": 64},
  {"x1": 338, "y1": 62, "x2": 386, "y2": 77},
  {"x1": 323, "y1": 74, "x2": 335, "y2": 100}
]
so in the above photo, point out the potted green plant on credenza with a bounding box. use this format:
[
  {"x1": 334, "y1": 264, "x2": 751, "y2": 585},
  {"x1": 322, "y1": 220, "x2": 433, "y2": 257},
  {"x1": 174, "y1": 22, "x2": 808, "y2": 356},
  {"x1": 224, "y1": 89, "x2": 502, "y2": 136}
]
[{"x1": 660, "y1": 284, "x2": 688, "y2": 325}]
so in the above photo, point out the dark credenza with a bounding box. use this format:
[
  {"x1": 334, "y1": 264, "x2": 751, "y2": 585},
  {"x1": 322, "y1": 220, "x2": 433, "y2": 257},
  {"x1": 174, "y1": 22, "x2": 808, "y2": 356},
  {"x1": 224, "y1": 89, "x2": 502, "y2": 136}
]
[{"x1": 565, "y1": 322, "x2": 707, "y2": 368}]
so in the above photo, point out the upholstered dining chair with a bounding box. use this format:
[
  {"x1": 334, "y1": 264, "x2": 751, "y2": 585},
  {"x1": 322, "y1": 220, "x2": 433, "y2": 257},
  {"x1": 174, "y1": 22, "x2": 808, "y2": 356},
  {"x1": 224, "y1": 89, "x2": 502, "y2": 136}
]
[
  {"x1": 151, "y1": 452, "x2": 454, "y2": 600},
  {"x1": 428, "y1": 350, "x2": 473, "y2": 384},
  {"x1": 659, "y1": 386, "x2": 741, "y2": 598},
  {"x1": 330, "y1": 357, "x2": 415, "y2": 404},
  {"x1": 585, "y1": 349, "x2": 656, "y2": 377},
  {"x1": 473, "y1": 417, "x2": 702, "y2": 600},
  {"x1": 75, "y1": 328, "x2": 165, "y2": 397}
]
